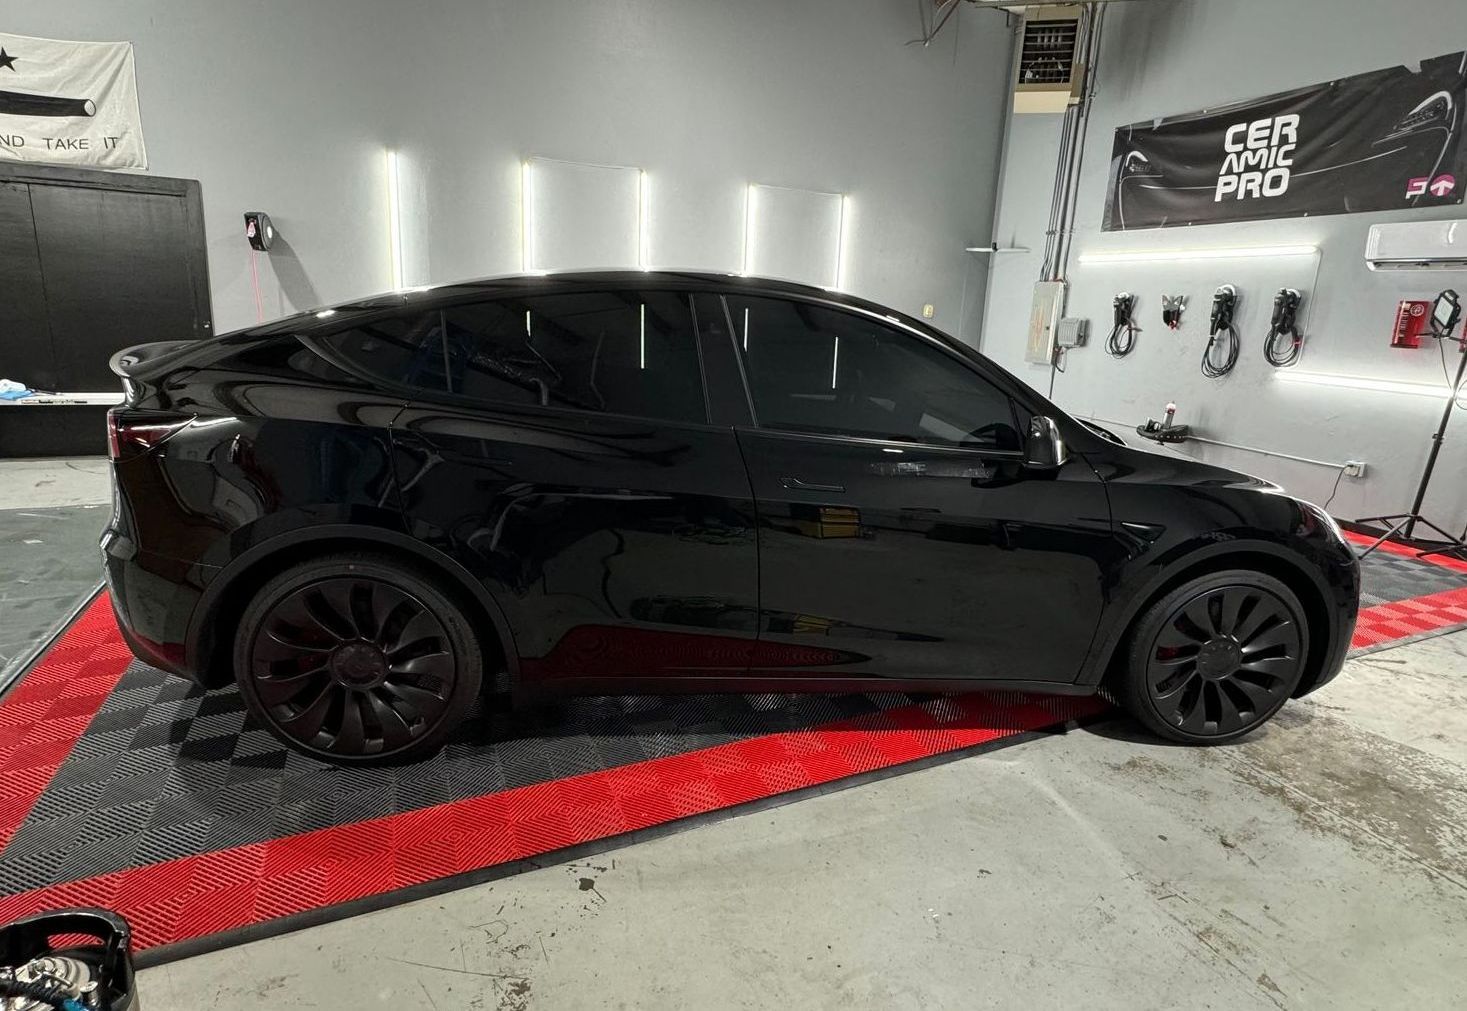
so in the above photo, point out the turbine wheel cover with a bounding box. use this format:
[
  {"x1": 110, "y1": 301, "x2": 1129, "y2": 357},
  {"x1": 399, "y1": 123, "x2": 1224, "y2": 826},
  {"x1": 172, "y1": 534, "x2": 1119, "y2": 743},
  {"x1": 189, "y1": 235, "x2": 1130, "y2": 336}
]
[
  {"x1": 1145, "y1": 584, "x2": 1303, "y2": 737},
  {"x1": 248, "y1": 576, "x2": 458, "y2": 758}
]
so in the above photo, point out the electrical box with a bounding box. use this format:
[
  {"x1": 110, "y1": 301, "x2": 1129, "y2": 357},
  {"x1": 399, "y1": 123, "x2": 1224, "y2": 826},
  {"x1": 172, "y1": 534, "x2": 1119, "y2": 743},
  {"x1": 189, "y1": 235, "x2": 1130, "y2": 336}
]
[
  {"x1": 1056, "y1": 317, "x2": 1088, "y2": 348},
  {"x1": 1013, "y1": 5, "x2": 1084, "y2": 114},
  {"x1": 1392, "y1": 300, "x2": 1431, "y2": 348},
  {"x1": 1025, "y1": 280, "x2": 1067, "y2": 364}
]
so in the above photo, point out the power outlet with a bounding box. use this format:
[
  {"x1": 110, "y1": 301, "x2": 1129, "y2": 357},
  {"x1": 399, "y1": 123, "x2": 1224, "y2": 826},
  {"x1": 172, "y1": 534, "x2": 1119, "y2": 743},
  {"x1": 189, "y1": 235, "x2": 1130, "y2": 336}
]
[{"x1": 1344, "y1": 460, "x2": 1368, "y2": 478}]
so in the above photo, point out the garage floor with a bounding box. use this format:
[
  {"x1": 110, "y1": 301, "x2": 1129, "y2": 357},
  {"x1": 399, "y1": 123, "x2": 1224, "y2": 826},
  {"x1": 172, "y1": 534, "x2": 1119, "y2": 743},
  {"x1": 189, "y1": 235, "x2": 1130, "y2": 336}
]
[
  {"x1": 2, "y1": 458, "x2": 1464, "y2": 1009},
  {"x1": 133, "y1": 642, "x2": 1465, "y2": 1008},
  {"x1": 0, "y1": 458, "x2": 109, "y2": 692}
]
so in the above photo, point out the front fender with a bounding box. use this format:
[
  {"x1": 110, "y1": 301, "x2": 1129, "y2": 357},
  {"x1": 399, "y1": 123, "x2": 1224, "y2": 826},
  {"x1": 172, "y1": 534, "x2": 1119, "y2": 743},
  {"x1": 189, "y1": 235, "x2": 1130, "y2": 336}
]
[{"x1": 1075, "y1": 533, "x2": 1352, "y2": 689}]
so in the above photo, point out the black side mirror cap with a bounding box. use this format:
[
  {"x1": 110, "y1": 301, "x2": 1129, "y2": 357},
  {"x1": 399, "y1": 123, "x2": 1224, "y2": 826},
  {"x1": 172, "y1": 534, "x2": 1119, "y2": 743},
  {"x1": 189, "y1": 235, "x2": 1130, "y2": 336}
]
[{"x1": 1026, "y1": 415, "x2": 1069, "y2": 469}]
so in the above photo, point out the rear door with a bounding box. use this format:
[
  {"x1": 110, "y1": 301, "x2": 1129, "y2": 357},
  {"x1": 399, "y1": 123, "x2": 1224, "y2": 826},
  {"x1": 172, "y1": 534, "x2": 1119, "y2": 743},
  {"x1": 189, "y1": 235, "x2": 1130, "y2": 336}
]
[
  {"x1": 384, "y1": 289, "x2": 760, "y2": 684},
  {"x1": 723, "y1": 294, "x2": 1114, "y2": 684}
]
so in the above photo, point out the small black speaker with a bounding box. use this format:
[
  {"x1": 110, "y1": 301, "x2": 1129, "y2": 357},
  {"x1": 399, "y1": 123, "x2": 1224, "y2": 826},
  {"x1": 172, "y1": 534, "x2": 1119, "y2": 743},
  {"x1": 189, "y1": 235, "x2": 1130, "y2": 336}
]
[{"x1": 243, "y1": 211, "x2": 276, "y2": 252}]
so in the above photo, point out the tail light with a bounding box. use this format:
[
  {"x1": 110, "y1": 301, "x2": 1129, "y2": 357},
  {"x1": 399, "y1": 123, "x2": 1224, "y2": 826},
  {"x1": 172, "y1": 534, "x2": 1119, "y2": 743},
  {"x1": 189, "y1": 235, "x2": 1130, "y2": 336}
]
[{"x1": 107, "y1": 409, "x2": 194, "y2": 461}]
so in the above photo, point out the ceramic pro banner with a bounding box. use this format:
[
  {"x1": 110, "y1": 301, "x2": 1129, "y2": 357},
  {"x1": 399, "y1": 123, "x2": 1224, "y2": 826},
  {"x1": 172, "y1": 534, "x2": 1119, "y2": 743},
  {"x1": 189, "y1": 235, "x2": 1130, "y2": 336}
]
[
  {"x1": 1103, "y1": 51, "x2": 1467, "y2": 231},
  {"x1": 0, "y1": 32, "x2": 147, "y2": 170}
]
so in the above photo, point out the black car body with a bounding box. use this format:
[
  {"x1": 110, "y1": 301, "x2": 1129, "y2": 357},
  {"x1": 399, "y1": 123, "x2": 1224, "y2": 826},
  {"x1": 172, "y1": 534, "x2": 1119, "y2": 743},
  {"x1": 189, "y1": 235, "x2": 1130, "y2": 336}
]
[{"x1": 102, "y1": 271, "x2": 1360, "y2": 762}]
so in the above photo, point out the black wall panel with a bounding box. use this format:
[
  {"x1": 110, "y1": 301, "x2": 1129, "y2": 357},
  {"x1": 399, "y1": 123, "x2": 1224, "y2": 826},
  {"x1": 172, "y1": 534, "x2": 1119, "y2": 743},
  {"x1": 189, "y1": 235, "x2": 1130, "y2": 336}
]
[{"x1": 0, "y1": 182, "x2": 56, "y2": 390}]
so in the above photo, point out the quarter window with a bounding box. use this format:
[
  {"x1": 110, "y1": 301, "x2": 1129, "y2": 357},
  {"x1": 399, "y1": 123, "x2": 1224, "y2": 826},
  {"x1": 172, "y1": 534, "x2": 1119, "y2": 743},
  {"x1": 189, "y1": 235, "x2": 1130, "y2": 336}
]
[
  {"x1": 728, "y1": 296, "x2": 1020, "y2": 450},
  {"x1": 317, "y1": 313, "x2": 449, "y2": 390}
]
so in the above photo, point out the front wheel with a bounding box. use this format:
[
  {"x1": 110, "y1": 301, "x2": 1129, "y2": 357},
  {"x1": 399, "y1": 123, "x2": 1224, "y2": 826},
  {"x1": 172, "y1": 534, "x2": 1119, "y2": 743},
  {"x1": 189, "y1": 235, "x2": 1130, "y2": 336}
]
[
  {"x1": 1118, "y1": 570, "x2": 1309, "y2": 744},
  {"x1": 233, "y1": 552, "x2": 483, "y2": 764}
]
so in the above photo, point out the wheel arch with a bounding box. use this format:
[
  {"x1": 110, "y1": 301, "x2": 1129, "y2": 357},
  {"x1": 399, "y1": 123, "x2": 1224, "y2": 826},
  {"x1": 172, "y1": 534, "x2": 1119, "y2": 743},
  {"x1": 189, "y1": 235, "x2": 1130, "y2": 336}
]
[
  {"x1": 1082, "y1": 540, "x2": 1337, "y2": 699},
  {"x1": 186, "y1": 524, "x2": 519, "y2": 689}
]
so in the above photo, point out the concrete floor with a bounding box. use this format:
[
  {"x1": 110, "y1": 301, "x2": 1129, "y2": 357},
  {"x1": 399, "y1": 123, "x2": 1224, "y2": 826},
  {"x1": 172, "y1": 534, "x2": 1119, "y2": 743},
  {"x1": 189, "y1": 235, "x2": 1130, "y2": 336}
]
[
  {"x1": 0, "y1": 458, "x2": 111, "y2": 691},
  {"x1": 139, "y1": 631, "x2": 1467, "y2": 1010},
  {"x1": 0, "y1": 456, "x2": 110, "y2": 510}
]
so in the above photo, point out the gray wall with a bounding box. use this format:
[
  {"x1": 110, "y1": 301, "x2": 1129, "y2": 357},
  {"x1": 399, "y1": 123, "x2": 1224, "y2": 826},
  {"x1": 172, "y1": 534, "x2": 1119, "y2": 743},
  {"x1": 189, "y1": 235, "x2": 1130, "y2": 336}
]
[
  {"x1": 15, "y1": 0, "x2": 1012, "y2": 348},
  {"x1": 981, "y1": 0, "x2": 1467, "y2": 528}
]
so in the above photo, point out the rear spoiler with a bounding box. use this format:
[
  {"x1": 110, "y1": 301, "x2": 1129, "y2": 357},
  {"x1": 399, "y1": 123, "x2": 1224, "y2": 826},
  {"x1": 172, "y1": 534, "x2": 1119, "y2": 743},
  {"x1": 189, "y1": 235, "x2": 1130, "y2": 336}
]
[{"x1": 109, "y1": 340, "x2": 198, "y2": 379}]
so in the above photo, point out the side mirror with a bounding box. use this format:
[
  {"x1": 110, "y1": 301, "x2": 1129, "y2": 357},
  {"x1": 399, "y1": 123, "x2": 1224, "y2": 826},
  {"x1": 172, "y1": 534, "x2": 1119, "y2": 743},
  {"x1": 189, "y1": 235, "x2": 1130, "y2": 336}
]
[{"x1": 1026, "y1": 415, "x2": 1069, "y2": 469}]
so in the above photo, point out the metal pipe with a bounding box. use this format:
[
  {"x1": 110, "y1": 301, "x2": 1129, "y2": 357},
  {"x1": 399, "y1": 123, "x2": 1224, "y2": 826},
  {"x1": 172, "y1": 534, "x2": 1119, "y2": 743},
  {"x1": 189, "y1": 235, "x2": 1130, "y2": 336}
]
[
  {"x1": 1057, "y1": 3, "x2": 1107, "y2": 279},
  {"x1": 1086, "y1": 417, "x2": 1350, "y2": 471}
]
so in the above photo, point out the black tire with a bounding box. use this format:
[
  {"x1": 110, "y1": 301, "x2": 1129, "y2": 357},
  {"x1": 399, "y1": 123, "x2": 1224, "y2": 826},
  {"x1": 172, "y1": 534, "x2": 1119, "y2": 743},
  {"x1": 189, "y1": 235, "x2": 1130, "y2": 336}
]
[
  {"x1": 233, "y1": 552, "x2": 483, "y2": 764},
  {"x1": 1117, "y1": 569, "x2": 1309, "y2": 745}
]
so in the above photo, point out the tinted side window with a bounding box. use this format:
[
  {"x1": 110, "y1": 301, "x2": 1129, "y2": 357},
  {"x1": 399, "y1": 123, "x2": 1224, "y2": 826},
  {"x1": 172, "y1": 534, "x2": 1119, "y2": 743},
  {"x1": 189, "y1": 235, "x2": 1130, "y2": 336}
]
[
  {"x1": 442, "y1": 292, "x2": 706, "y2": 424},
  {"x1": 728, "y1": 296, "x2": 1020, "y2": 450},
  {"x1": 317, "y1": 313, "x2": 449, "y2": 391}
]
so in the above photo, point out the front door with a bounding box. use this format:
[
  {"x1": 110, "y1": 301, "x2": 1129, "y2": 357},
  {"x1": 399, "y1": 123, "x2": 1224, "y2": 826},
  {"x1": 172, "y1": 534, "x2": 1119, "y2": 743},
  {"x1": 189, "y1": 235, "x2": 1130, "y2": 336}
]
[{"x1": 724, "y1": 294, "x2": 1113, "y2": 684}]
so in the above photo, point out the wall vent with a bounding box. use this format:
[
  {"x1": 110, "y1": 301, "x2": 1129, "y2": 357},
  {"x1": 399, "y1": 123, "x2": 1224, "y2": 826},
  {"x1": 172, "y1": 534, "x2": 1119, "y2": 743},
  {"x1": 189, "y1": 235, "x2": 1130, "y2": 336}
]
[{"x1": 1014, "y1": 5, "x2": 1083, "y2": 114}]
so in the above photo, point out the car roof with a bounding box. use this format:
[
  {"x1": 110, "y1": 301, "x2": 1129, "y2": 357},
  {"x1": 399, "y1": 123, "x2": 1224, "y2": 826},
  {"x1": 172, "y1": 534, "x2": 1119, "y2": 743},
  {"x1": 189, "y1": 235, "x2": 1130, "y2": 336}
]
[{"x1": 240, "y1": 270, "x2": 929, "y2": 340}]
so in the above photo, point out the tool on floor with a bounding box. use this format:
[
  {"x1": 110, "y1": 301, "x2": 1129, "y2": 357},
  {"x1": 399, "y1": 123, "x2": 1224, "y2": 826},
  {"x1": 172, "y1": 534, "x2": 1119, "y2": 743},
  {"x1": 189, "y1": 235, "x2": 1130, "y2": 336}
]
[{"x1": 0, "y1": 909, "x2": 136, "y2": 1011}]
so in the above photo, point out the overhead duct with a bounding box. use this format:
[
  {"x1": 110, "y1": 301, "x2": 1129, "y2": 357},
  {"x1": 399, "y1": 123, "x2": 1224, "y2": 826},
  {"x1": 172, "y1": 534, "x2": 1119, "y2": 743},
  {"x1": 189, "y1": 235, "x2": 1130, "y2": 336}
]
[{"x1": 1013, "y1": 4, "x2": 1083, "y2": 114}]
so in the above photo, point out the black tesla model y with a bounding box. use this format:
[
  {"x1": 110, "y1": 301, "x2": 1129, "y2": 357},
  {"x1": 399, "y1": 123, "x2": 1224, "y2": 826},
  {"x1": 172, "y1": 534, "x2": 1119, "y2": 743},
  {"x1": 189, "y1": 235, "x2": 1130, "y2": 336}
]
[{"x1": 103, "y1": 272, "x2": 1359, "y2": 763}]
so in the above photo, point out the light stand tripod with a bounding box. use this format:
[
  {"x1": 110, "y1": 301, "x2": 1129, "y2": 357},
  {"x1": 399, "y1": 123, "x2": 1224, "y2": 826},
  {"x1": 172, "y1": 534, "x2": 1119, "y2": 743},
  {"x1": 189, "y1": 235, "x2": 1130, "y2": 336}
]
[{"x1": 1356, "y1": 288, "x2": 1467, "y2": 562}]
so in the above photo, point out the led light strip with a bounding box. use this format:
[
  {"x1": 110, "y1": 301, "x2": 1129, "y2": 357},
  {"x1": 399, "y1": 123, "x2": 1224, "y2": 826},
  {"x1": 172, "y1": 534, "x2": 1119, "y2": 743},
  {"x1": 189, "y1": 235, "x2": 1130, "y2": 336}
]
[
  {"x1": 638, "y1": 170, "x2": 651, "y2": 270},
  {"x1": 521, "y1": 160, "x2": 535, "y2": 273},
  {"x1": 833, "y1": 194, "x2": 851, "y2": 291},
  {"x1": 741, "y1": 183, "x2": 757, "y2": 275},
  {"x1": 1077, "y1": 244, "x2": 1318, "y2": 265},
  {"x1": 1275, "y1": 370, "x2": 1459, "y2": 399},
  {"x1": 385, "y1": 149, "x2": 405, "y2": 289}
]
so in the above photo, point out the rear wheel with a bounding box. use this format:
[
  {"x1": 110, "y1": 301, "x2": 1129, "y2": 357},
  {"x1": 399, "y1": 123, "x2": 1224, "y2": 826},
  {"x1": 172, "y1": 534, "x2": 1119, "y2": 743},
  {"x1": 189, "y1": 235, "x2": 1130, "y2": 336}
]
[
  {"x1": 1118, "y1": 570, "x2": 1308, "y2": 744},
  {"x1": 233, "y1": 553, "x2": 482, "y2": 763}
]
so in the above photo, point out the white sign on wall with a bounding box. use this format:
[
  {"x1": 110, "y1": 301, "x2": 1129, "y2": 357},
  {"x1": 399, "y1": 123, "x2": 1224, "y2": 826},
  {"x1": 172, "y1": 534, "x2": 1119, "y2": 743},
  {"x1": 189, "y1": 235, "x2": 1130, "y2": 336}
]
[{"x1": 0, "y1": 32, "x2": 147, "y2": 170}]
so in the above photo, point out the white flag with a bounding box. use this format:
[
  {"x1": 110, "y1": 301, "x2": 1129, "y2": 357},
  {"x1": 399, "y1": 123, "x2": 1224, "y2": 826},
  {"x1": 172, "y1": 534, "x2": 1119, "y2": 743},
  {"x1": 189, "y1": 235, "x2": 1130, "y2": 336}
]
[{"x1": 0, "y1": 31, "x2": 147, "y2": 170}]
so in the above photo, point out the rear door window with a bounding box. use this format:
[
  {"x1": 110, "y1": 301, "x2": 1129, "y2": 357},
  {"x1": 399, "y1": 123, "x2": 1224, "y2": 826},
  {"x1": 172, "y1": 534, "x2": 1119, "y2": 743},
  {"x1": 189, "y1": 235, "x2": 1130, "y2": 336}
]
[{"x1": 442, "y1": 291, "x2": 707, "y2": 424}]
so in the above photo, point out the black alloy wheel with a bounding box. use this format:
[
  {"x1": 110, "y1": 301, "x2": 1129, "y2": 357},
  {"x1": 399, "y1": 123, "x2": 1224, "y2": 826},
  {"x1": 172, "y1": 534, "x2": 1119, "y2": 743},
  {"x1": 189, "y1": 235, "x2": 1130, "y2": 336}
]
[
  {"x1": 235, "y1": 554, "x2": 482, "y2": 763},
  {"x1": 1120, "y1": 570, "x2": 1308, "y2": 744}
]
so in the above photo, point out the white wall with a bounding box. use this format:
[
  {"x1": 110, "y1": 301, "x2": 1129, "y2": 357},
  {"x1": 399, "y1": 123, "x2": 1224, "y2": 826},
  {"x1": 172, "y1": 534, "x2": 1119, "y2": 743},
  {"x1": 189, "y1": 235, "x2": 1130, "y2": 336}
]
[
  {"x1": 13, "y1": 0, "x2": 1012, "y2": 349},
  {"x1": 981, "y1": 0, "x2": 1467, "y2": 529}
]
